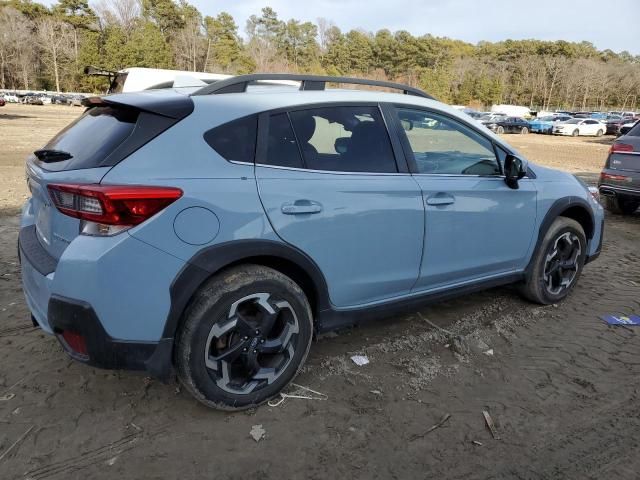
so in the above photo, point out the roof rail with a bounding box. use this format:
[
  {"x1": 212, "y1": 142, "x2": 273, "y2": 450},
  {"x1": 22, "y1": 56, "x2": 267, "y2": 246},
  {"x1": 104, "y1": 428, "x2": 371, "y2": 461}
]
[{"x1": 190, "y1": 73, "x2": 434, "y2": 99}]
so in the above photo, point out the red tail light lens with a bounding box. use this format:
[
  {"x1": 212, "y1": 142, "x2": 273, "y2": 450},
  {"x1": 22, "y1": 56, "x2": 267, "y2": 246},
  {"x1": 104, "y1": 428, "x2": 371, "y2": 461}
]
[
  {"x1": 47, "y1": 184, "x2": 183, "y2": 226},
  {"x1": 600, "y1": 172, "x2": 630, "y2": 182},
  {"x1": 610, "y1": 143, "x2": 634, "y2": 153}
]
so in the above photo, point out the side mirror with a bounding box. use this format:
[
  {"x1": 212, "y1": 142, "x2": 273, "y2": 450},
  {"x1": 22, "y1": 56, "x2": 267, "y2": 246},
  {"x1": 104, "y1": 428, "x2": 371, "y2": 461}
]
[{"x1": 504, "y1": 154, "x2": 527, "y2": 189}]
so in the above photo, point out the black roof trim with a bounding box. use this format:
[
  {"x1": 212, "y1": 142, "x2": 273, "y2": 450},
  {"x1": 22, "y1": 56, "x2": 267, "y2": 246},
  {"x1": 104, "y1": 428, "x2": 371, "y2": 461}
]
[
  {"x1": 190, "y1": 73, "x2": 434, "y2": 100},
  {"x1": 82, "y1": 91, "x2": 194, "y2": 119}
]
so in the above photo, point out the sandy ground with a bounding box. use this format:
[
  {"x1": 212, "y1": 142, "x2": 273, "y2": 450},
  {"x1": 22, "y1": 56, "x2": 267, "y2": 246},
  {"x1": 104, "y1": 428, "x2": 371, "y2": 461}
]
[{"x1": 1, "y1": 103, "x2": 639, "y2": 479}]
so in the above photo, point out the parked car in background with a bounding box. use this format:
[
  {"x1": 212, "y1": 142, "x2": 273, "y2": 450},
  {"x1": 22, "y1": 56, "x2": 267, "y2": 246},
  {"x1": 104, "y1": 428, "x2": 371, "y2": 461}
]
[
  {"x1": 24, "y1": 95, "x2": 43, "y2": 105},
  {"x1": 618, "y1": 120, "x2": 638, "y2": 137},
  {"x1": 51, "y1": 94, "x2": 70, "y2": 105},
  {"x1": 529, "y1": 115, "x2": 572, "y2": 134},
  {"x1": 599, "y1": 121, "x2": 640, "y2": 215},
  {"x1": 605, "y1": 116, "x2": 633, "y2": 135},
  {"x1": 553, "y1": 118, "x2": 605, "y2": 136},
  {"x1": 2, "y1": 92, "x2": 19, "y2": 103},
  {"x1": 0, "y1": 96, "x2": 5, "y2": 107},
  {"x1": 484, "y1": 116, "x2": 531, "y2": 134},
  {"x1": 490, "y1": 104, "x2": 532, "y2": 118},
  {"x1": 69, "y1": 95, "x2": 85, "y2": 106},
  {"x1": 19, "y1": 73, "x2": 603, "y2": 409}
]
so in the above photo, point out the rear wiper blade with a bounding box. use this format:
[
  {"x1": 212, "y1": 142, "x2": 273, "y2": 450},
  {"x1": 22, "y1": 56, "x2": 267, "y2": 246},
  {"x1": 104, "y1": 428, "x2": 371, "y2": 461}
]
[{"x1": 33, "y1": 149, "x2": 73, "y2": 163}]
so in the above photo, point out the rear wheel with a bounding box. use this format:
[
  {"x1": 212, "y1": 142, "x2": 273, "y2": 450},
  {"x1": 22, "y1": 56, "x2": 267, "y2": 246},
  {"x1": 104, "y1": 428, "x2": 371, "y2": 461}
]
[
  {"x1": 572, "y1": 129, "x2": 579, "y2": 137},
  {"x1": 496, "y1": 126, "x2": 504, "y2": 134},
  {"x1": 603, "y1": 195, "x2": 639, "y2": 215},
  {"x1": 521, "y1": 217, "x2": 586, "y2": 304},
  {"x1": 521, "y1": 126, "x2": 529, "y2": 134},
  {"x1": 176, "y1": 265, "x2": 313, "y2": 410},
  {"x1": 596, "y1": 129, "x2": 604, "y2": 137}
]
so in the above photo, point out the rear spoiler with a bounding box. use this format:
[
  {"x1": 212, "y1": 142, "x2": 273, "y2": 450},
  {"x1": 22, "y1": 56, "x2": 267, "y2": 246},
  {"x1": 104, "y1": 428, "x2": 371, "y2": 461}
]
[
  {"x1": 82, "y1": 91, "x2": 194, "y2": 119},
  {"x1": 84, "y1": 66, "x2": 117, "y2": 77}
]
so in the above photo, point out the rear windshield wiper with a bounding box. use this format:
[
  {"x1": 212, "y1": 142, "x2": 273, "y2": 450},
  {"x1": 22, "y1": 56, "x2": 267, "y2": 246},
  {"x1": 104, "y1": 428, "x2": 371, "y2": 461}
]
[{"x1": 34, "y1": 149, "x2": 73, "y2": 163}]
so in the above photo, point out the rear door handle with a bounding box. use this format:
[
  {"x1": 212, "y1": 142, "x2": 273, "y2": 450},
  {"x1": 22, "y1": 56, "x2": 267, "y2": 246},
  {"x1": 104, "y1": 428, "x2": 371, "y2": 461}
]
[
  {"x1": 281, "y1": 200, "x2": 323, "y2": 215},
  {"x1": 426, "y1": 194, "x2": 455, "y2": 206}
]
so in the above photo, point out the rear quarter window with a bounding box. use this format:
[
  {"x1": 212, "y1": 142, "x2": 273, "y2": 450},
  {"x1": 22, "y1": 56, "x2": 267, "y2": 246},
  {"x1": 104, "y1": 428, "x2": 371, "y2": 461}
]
[{"x1": 204, "y1": 115, "x2": 258, "y2": 163}]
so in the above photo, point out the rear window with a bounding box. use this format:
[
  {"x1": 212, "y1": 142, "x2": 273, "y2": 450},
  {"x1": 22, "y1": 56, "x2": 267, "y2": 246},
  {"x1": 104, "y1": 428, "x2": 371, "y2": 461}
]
[
  {"x1": 40, "y1": 106, "x2": 138, "y2": 171},
  {"x1": 204, "y1": 115, "x2": 257, "y2": 163}
]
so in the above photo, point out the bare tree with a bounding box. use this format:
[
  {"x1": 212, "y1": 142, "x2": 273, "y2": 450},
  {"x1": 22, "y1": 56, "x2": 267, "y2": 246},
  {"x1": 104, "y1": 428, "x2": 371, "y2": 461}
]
[
  {"x1": 37, "y1": 17, "x2": 74, "y2": 92},
  {"x1": 94, "y1": 0, "x2": 140, "y2": 33}
]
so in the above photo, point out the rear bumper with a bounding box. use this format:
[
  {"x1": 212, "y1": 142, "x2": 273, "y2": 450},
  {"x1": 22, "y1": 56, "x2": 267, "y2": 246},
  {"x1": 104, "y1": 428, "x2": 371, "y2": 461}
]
[
  {"x1": 48, "y1": 295, "x2": 170, "y2": 373},
  {"x1": 599, "y1": 184, "x2": 640, "y2": 200}
]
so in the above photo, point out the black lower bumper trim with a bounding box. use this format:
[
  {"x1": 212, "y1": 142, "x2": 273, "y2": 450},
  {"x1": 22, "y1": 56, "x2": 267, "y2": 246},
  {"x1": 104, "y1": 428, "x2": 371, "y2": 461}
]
[{"x1": 48, "y1": 295, "x2": 172, "y2": 378}]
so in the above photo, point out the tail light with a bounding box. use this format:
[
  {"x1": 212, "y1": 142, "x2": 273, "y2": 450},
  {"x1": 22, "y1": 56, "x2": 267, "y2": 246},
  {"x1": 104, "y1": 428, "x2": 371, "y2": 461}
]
[
  {"x1": 48, "y1": 184, "x2": 183, "y2": 236},
  {"x1": 610, "y1": 143, "x2": 634, "y2": 153},
  {"x1": 600, "y1": 172, "x2": 630, "y2": 182},
  {"x1": 60, "y1": 330, "x2": 88, "y2": 358}
]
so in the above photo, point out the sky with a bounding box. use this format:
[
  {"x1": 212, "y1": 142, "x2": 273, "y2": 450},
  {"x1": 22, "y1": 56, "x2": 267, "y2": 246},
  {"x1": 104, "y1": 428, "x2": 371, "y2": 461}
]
[{"x1": 188, "y1": 0, "x2": 639, "y2": 55}]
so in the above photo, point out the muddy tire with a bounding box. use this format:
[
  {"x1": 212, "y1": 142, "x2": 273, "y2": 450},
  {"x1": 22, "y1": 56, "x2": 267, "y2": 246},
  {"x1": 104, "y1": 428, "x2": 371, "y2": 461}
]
[
  {"x1": 521, "y1": 217, "x2": 587, "y2": 305},
  {"x1": 176, "y1": 265, "x2": 313, "y2": 410},
  {"x1": 603, "y1": 196, "x2": 639, "y2": 215}
]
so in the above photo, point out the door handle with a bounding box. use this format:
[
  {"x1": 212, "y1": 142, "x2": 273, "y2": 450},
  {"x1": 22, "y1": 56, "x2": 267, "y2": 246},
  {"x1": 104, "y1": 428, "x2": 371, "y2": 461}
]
[
  {"x1": 281, "y1": 200, "x2": 323, "y2": 215},
  {"x1": 426, "y1": 194, "x2": 455, "y2": 206}
]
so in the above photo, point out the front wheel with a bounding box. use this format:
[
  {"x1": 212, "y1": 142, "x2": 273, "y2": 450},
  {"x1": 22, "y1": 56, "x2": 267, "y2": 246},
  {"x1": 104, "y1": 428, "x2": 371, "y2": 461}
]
[
  {"x1": 496, "y1": 126, "x2": 505, "y2": 134},
  {"x1": 176, "y1": 265, "x2": 313, "y2": 410},
  {"x1": 596, "y1": 129, "x2": 603, "y2": 137},
  {"x1": 572, "y1": 129, "x2": 579, "y2": 137},
  {"x1": 520, "y1": 217, "x2": 586, "y2": 304},
  {"x1": 521, "y1": 126, "x2": 529, "y2": 134}
]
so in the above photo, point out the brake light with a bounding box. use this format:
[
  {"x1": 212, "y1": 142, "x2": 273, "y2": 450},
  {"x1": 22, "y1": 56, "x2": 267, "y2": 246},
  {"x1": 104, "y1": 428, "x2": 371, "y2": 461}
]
[
  {"x1": 48, "y1": 184, "x2": 183, "y2": 234},
  {"x1": 610, "y1": 143, "x2": 634, "y2": 153},
  {"x1": 600, "y1": 172, "x2": 630, "y2": 182}
]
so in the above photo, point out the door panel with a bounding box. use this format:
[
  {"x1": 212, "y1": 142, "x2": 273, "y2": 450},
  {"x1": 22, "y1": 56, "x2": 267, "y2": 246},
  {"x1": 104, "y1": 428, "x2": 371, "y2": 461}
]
[
  {"x1": 257, "y1": 169, "x2": 424, "y2": 307},
  {"x1": 412, "y1": 176, "x2": 537, "y2": 290},
  {"x1": 392, "y1": 106, "x2": 538, "y2": 291},
  {"x1": 255, "y1": 105, "x2": 424, "y2": 308}
]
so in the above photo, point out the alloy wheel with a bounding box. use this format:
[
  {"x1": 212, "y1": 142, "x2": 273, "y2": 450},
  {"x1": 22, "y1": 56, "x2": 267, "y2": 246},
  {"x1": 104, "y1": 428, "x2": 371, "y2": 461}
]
[
  {"x1": 204, "y1": 293, "x2": 299, "y2": 395},
  {"x1": 542, "y1": 232, "x2": 581, "y2": 295}
]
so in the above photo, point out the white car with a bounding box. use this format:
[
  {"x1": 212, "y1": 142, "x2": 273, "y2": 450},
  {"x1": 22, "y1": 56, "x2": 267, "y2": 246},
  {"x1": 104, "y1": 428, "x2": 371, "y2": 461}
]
[{"x1": 553, "y1": 118, "x2": 606, "y2": 137}]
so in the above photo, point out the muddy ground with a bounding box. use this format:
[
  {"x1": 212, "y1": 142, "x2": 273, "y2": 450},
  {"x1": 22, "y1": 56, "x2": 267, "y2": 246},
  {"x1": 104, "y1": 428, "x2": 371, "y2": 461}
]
[{"x1": 1, "y1": 104, "x2": 639, "y2": 479}]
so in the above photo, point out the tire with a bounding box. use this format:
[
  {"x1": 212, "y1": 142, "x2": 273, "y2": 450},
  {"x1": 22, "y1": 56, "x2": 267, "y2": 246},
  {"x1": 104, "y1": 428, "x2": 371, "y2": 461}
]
[
  {"x1": 521, "y1": 126, "x2": 529, "y2": 134},
  {"x1": 496, "y1": 126, "x2": 504, "y2": 134},
  {"x1": 596, "y1": 129, "x2": 603, "y2": 137},
  {"x1": 176, "y1": 264, "x2": 313, "y2": 410},
  {"x1": 572, "y1": 129, "x2": 579, "y2": 137},
  {"x1": 520, "y1": 217, "x2": 587, "y2": 305},
  {"x1": 603, "y1": 195, "x2": 639, "y2": 215}
]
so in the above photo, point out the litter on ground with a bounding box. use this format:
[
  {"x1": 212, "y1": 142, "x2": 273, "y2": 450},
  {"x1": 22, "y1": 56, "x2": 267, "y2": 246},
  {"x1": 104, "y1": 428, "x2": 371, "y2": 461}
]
[
  {"x1": 601, "y1": 314, "x2": 640, "y2": 326},
  {"x1": 350, "y1": 355, "x2": 370, "y2": 366}
]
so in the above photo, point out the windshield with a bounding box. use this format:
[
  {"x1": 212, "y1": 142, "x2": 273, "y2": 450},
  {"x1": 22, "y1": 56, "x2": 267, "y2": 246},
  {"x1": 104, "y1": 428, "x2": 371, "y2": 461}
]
[
  {"x1": 538, "y1": 116, "x2": 554, "y2": 121},
  {"x1": 563, "y1": 119, "x2": 581, "y2": 124}
]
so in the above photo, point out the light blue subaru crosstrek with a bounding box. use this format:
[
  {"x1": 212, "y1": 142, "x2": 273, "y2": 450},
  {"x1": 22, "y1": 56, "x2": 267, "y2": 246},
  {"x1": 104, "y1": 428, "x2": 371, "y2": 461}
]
[{"x1": 19, "y1": 74, "x2": 604, "y2": 409}]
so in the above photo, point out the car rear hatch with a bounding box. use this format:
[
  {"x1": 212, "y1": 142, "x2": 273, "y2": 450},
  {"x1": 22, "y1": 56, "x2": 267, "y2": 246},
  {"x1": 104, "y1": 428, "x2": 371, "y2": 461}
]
[
  {"x1": 608, "y1": 136, "x2": 640, "y2": 173},
  {"x1": 25, "y1": 90, "x2": 194, "y2": 261}
]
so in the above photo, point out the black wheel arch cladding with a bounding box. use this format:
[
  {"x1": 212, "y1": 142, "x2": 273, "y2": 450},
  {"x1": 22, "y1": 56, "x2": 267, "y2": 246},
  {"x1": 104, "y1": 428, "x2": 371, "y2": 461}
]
[
  {"x1": 162, "y1": 239, "x2": 331, "y2": 341},
  {"x1": 525, "y1": 196, "x2": 595, "y2": 276}
]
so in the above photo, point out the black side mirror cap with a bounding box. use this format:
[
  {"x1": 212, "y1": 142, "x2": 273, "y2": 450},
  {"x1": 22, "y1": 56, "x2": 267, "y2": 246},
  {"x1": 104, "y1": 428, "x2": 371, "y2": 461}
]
[{"x1": 504, "y1": 154, "x2": 526, "y2": 189}]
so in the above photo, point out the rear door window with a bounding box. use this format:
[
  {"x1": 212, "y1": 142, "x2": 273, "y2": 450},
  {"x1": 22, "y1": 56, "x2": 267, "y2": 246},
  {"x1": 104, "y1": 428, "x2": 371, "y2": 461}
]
[
  {"x1": 40, "y1": 106, "x2": 138, "y2": 171},
  {"x1": 286, "y1": 106, "x2": 397, "y2": 173}
]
